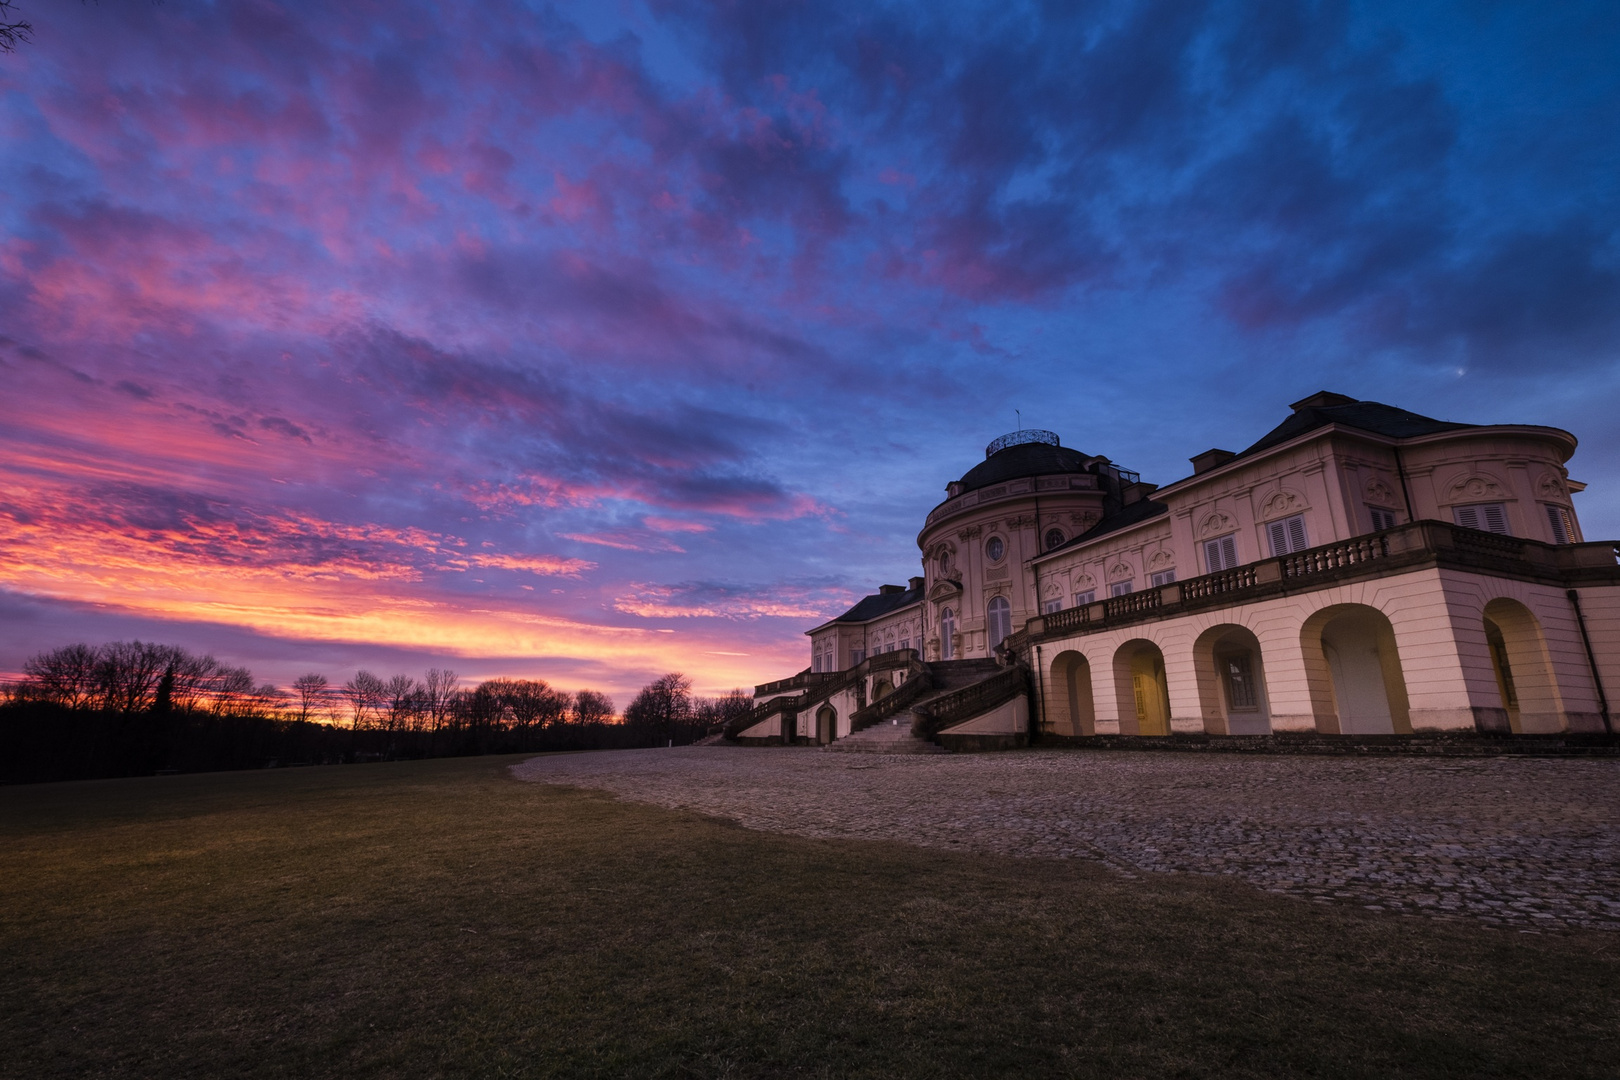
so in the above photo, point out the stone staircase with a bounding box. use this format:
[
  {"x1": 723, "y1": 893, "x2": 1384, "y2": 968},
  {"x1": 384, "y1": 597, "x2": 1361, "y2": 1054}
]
[
  {"x1": 825, "y1": 714, "x2": 949, "y2": 754},
  {"x1": 826, "y1": 660, "x2": 1009, "y2": 755}
]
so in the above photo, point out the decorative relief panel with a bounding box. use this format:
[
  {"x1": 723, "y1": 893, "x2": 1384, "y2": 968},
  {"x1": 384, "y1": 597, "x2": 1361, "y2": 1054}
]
[
  {"x1": 1069, "y1": 511, "x2": 1100, "y2": 529},
  {"x1": 1042, "y1": 580, "x2": 1062, "y2": 597},
  {"x1": 1537, "y1": 473, "x2": 1569, "y2": 501},
  {"x1": 1257, "y1": 488, "x2": 1308, "y2": 521},
  {"x1": 1446, "y1": 474, "x2": 1507, "y2": 503},
  {"x1": 1147, "y1": 549, "x2": 1175, "y2": 572},
  {"x1": 1364, "y1": 477, "x2": 1397, "y2": 506},
  {"x1": 1106, "y1": 560, "x2": 1133, "y2": 582},
  {"x1": 956, "y1": 525, "x2": 982, "y2": 540},
  {"x1": 986, "y1": 564, "x2": 1011, "y2": 582},
  {"x1": 1197, "y1": 511, "x2": 1235, "y2": 538},
  {"x1": 1006, "y1": 515, "x2": 1037, "y2": 529},
  {"x1": 1071, "y1": 572, "x2": 1097, "y2": 591}
]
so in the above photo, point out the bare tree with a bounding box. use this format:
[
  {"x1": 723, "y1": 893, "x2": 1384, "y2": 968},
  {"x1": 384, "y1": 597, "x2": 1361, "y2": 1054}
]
[
  {"x1": 571, "y1": 689, "x2": 615, "y2": 725},
  {"x1": 342, "y1": 670, "x2": 385, "y2": 729},
  {"x1": 292, "y1": 674, "x2": 330, "y2": 723},
  {"x1": 382, "y1": 674, "x2": 419, "y2": 734},
  {"x1": 422, "y1": 668, "x2": 458, "y2": 734},
  {"x1": 624, "y1": 673, "x2": 694, "y2": 743},
  {"x1": 0, "y1": 0, "x2": 32, "y2": 54},
  {"x1": 19, "y1": 643, "x2": 99, "y2": 708}
]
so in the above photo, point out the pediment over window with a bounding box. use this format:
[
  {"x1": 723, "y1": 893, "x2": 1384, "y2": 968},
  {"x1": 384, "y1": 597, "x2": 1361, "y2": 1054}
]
[
  {"x1": 1198, "y1": 511, "x2": 1235, "y2": 538},
  {"x1": 1536, "y1": 473, "x2": 1568, "y2": 501},
  {"x1": 1147, "y1": 549, "x2": 1175, "y2": 572},
  {"x1": 1445, "y1": 473, "x2": 1507, "y2": 503},
  {"x1": 1106, "y1": 560, "x2": 1133, "y2": 582},
  {"x1": 1364, "y1": 476, "x2": 1397, "y2": 506},
  {"x1": 1257, "y1": 488, "x2": 1308, "y2": 521},
  {"x1": 928, "y1": 579, "x2": 963, "y2": 602}
]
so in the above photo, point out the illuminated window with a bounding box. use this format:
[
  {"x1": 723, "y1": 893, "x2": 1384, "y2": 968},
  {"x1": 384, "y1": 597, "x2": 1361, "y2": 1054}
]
[{"x1": 1546, "y1": 505, "x2": 1575, "y2": 544}]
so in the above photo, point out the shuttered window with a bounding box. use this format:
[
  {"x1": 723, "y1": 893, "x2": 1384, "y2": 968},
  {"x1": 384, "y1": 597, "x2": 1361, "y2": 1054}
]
[
  {"x1": 850, "y1": 649, "x2": 865, "y2": 665},
  {"x1": 1043, "y1": 599, "x2": 1062, "y2": 614},
  {"x1": 1072, "y1": 590, "x2": 1095, "y2": 607},
  {"x1": 1150, "y1": 569, "x2": 1176, "y2": 586},
  {"x1": 1266, "y1": 514, "x2": 1309, "y2": 556},
  {"x1": 1203, "y1": 534, "x2": 1239, "y2": 572},
  {"x1": 1110, "y1": 581, "x2": 1134, "y2": 598},
  {"x1": 1368, "y1": 506, "x2": 1397, "y2": 531},
  {"x1": 1546, "y1": 505, "x2": 1574, "y2": 544},
  {"x1": 1454, "y1": 502, "x2": 1510, "y2": 535}
]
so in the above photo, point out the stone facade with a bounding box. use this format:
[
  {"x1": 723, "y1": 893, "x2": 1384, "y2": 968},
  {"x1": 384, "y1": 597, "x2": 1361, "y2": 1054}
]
[{"x1": 747, "y1": 392, "x2": 1617, "y2": 747}]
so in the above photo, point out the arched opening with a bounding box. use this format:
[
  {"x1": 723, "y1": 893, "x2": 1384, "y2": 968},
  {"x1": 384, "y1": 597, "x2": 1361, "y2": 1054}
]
[
  {"x1": 782, "y1": 712, "x2": 796, "y2": 745},
  {"x1": 988, "y1": 596, "x2": 1012, "y2": 650},
  {"x1": 1483, "y1": 598, "x2": 1564, "y2": 734},
  {"x1": 1047, "y1": 650, "x2": 1096, "y2": 736},
  {"x1": 1192, "y1": 625, "x2": 1271, "y2": 735},
  {"x1": 871, "y1": 677, "x2": 894, "y2": 702},
  {"x1": 816, "y1": 704, "x2": 837, "y2": 745},
  {"x1": 940, "y1": 607, "x2": 957, "y2": 660},
  {"x1": 1301, "y1": 605, "x2": 1412, "y2": 734},
  {"x1": 1113, "y1": 639, "x2": 1171, "y2": 736}
]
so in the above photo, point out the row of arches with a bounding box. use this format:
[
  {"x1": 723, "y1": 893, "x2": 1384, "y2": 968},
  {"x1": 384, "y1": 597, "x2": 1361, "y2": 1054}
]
[{"x1": 1044, "y1": 599, "x2": 1564, "y2": 736}]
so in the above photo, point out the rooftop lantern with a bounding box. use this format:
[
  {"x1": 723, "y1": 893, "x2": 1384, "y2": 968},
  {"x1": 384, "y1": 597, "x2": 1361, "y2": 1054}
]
[{"x1": 984, "y1": 429, "x2": 1060, "y2": 459}]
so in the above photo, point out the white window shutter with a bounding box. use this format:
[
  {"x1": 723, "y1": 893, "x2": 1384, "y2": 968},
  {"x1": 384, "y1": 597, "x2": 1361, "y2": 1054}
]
[
  {"x1": 1203, "y1": 538, "x2": 1222, "y2": 571},
  {"x1": 1219, "y1": 535, "x2": 1237, "y2": 569},
  {"x1": 1454, "y1": 505, "x2": 1481, "y2": 530},
  {"x1": 1267, "y1": 520, "x2": 1289, "y2": 556},
  {"x1": 1286, "y1": 515, "x2": 1308, "y2": 552},
  {"x1": 1482, "y1": 503, "x2": 1508, "y2": 535},
  {"x1": 1546, "y1": 505, "x2": 1570, "y2": 544}
]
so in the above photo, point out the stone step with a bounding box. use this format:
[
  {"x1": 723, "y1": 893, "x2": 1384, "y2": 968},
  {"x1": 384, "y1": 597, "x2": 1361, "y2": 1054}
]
[{"x1": 827, "y1": 715, "x2": 949, "y2": 754}]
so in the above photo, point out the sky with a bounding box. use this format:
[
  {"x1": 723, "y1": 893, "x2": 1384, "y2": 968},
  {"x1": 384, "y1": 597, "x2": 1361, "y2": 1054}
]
[{"x1": 2, "y1": 0, "x2": 1618, "y2": 705}]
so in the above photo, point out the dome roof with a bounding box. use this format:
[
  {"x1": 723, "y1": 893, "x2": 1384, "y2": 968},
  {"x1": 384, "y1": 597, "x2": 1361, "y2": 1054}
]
[{"x1": 957, "y1": 440, "x2": 1090, "y2": 493}]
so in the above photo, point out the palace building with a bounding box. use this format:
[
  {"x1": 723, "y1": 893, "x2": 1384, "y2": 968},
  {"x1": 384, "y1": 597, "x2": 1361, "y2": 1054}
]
[{"x1": 728, "y1": 392, "x2": 1618, "y2": 751}]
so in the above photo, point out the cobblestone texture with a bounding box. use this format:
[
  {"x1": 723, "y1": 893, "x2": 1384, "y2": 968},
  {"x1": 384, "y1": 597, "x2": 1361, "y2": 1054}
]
[{"x1": 514, "y1": 747, "x2": 1620, "y2": 931}]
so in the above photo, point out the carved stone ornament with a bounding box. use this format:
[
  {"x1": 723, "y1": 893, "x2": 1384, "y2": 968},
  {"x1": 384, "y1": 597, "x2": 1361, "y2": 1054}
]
[
  {"x1": 1198, "y1": 511, "x2": 1234, "y2": 538},
  {"x1": 1446, "y1": 474, "x2": 1506, "y2": 503},
  {"x1": 1072, "y1": 572, "x2": 1097, "y2": 590},
  {"x1": 1106, "y1": 560, "x2": 1133, "y2": 582},
  {"x1": 1007, "y1": 515, "x2": 1038, "y2": 529},
  {"x1": 929, "y1": 580, "x2": 962, "y2": 601},
  {"x1": 1364, "y1": 477, "x2": 1396, "y2": 506},
  {"x1": 1147, "y1": 549, "x2": 1175, "y2": 572},
  {"x1": 1068, "y1": 511, "x2": 1098, "y2": 527},
  {"x1": 1258, "y1": 489, "x2": 1306, "y2": 521},
  {"x1": 1536, "y1": 473, "x2": 1568, "y2": 500},
  {"x1": 956, "y1": 525, "x2": 982, "y2": 540},
  {"x1": 1043, "y1": 581, "x2": 1062, "y2": 597}
]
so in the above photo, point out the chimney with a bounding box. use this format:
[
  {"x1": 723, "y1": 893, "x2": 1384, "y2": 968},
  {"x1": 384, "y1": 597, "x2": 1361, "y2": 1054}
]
[
  {"x1": 878, "y1": 584, "x2": 904, "y2": 596},
  {"x1": 1190, "y1": 448, "x2": 1236, "y2": 474},
  {"x1": 908, "y1": 576, "x2": 925, "y2": 592},
  {"x1": 1289, "y1": 390, "x2": 1357, "y2": 412}
]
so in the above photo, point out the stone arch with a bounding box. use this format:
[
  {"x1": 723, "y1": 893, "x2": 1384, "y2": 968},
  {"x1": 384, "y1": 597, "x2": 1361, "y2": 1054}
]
[
  {"x1": 1047, "y1": 650, "x2": 1096, "y2": 736},
  {"x1": 1113, "y1": 639, "x2": 1171, "y2": 736},
  {"x1": 871, "y1": 677, "x2": 894, "y2": 702},
  {"x1": 1192, "y1": 624, "x2": 1271, "y2": 735},
  {"x1": 1482, "y1": 597, "x2": 1565, "y2": 734},
  {"x1": 816, "y1": 704, "x2": 837, "y2": 745},
  {"x1": 1300, "y1": 604, "x2": 1412, "y2": 734}
]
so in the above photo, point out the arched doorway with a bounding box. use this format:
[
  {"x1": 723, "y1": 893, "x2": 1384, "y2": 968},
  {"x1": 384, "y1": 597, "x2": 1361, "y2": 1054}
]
[
  {"x1": 1483, "y1": 598, "x2": 1563, "y2": 733},
  {"x1": 1192, "y1": 625, "x2": 1270, "y2": 735},
  {"x1": 816, "y1": 704, "x2": 837, "y2": 745},
  {"x1": 1048, "y1": 650, "x2": 1096, "y2": 736},
  {"x1": 1113, "y1": 640, "x2": 1171, "y2": 736},
  {"x1": 1301, "y1": 605, "x2": 1411, "y2": 734}
]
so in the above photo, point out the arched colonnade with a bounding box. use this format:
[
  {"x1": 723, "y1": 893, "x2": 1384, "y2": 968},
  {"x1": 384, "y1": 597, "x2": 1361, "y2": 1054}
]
[{"x1": 1040, "y1": 593, "x2": 1576, "y2": 737}]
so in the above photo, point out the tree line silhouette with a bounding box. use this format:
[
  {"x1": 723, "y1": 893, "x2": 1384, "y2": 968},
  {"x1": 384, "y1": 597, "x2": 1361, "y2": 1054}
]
[{"x1": 2, "y1": 640, "x2": 753, "y2": 784}]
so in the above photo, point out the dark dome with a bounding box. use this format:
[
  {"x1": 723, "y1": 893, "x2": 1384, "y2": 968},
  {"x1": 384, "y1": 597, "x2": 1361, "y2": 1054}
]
[{"x1": 958, "y1": 441, "x2": 1090, "y2": 493}]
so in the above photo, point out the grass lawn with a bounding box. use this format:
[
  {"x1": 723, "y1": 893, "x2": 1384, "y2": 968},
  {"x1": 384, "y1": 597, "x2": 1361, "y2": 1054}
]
[{"x1": 2, "y1": 755, "x2": 1615, "y2": 1079}]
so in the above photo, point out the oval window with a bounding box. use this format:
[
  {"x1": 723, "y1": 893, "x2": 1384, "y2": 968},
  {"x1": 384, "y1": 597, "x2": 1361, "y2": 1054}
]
[
  {"x1": 986, "y1": 536, "x2": 1005, "y2": 562},
  {"x1": 1044, "y1": 528, "x2": 1065, "y2": 551}
]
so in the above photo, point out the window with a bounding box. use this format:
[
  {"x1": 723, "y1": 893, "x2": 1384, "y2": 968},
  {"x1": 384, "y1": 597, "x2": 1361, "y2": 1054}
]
[
  {"x1": 1073, "y1": 590, "x2": 1096, "y2": 607},
  {"x1": 1150, "y1": 569, "x2": 1176, "y2": 587},
  {"x1": 940, "y1": 607, "x2": 956, "y2": 660},
  {"x1": 1266, "y1": 513, "x2": 1310, "y2": 555},
  {"x1": 1044, "y1": 528, "x2": 1065, "y2": 551},
  {"x1": 1546, "y1": 504, "x2": 1575, "y2": 544},
  {"x1": 986, "y1": 536, "x2": 1006, "y2": 562},
  {"x1": 1223, "y1": 653, "x2": 1257, "y2": 710},
  {"x1": 1043, "y1": 598, "x2": 1062, "y2": 614},
  {"x1": 811, "y1": 653, "x2": 821, "y2": 673},
  {"x1": 987, "y1": 596, "x2": 1012, "y2": 649},
  {"x1": 938, "y1": 551, "x2": 952, "y2": 576},
  {"x1": 1453, "y1": 502, "x2": 1509, "y2": 536},
  {"x1": 1203, "y1": 534, "x2": 1239, "y2": 572},
  {"x1": 1368, "y1": 506, "x2": 1398, "y2": 532},
  {"x1": 1110, "y1": 581, "x2": 1134, "y2": 598},
  {"x1": 850, "y1": 648, "x2": 865, "y2": 665},
  {"x1": 899, "y1": 638, "x2": 910, "y2": 653}
]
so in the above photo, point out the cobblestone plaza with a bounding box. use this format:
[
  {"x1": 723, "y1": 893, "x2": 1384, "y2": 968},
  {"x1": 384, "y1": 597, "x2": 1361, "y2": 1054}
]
[{"x1": 516, "y1": 747, "x2": 1620, "y2": 932}]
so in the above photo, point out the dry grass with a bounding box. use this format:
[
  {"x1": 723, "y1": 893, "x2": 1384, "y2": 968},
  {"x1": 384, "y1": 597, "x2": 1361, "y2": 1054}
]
[{"x1": 1, "y1": 754, "x2": 1615, "y2": 1079}]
